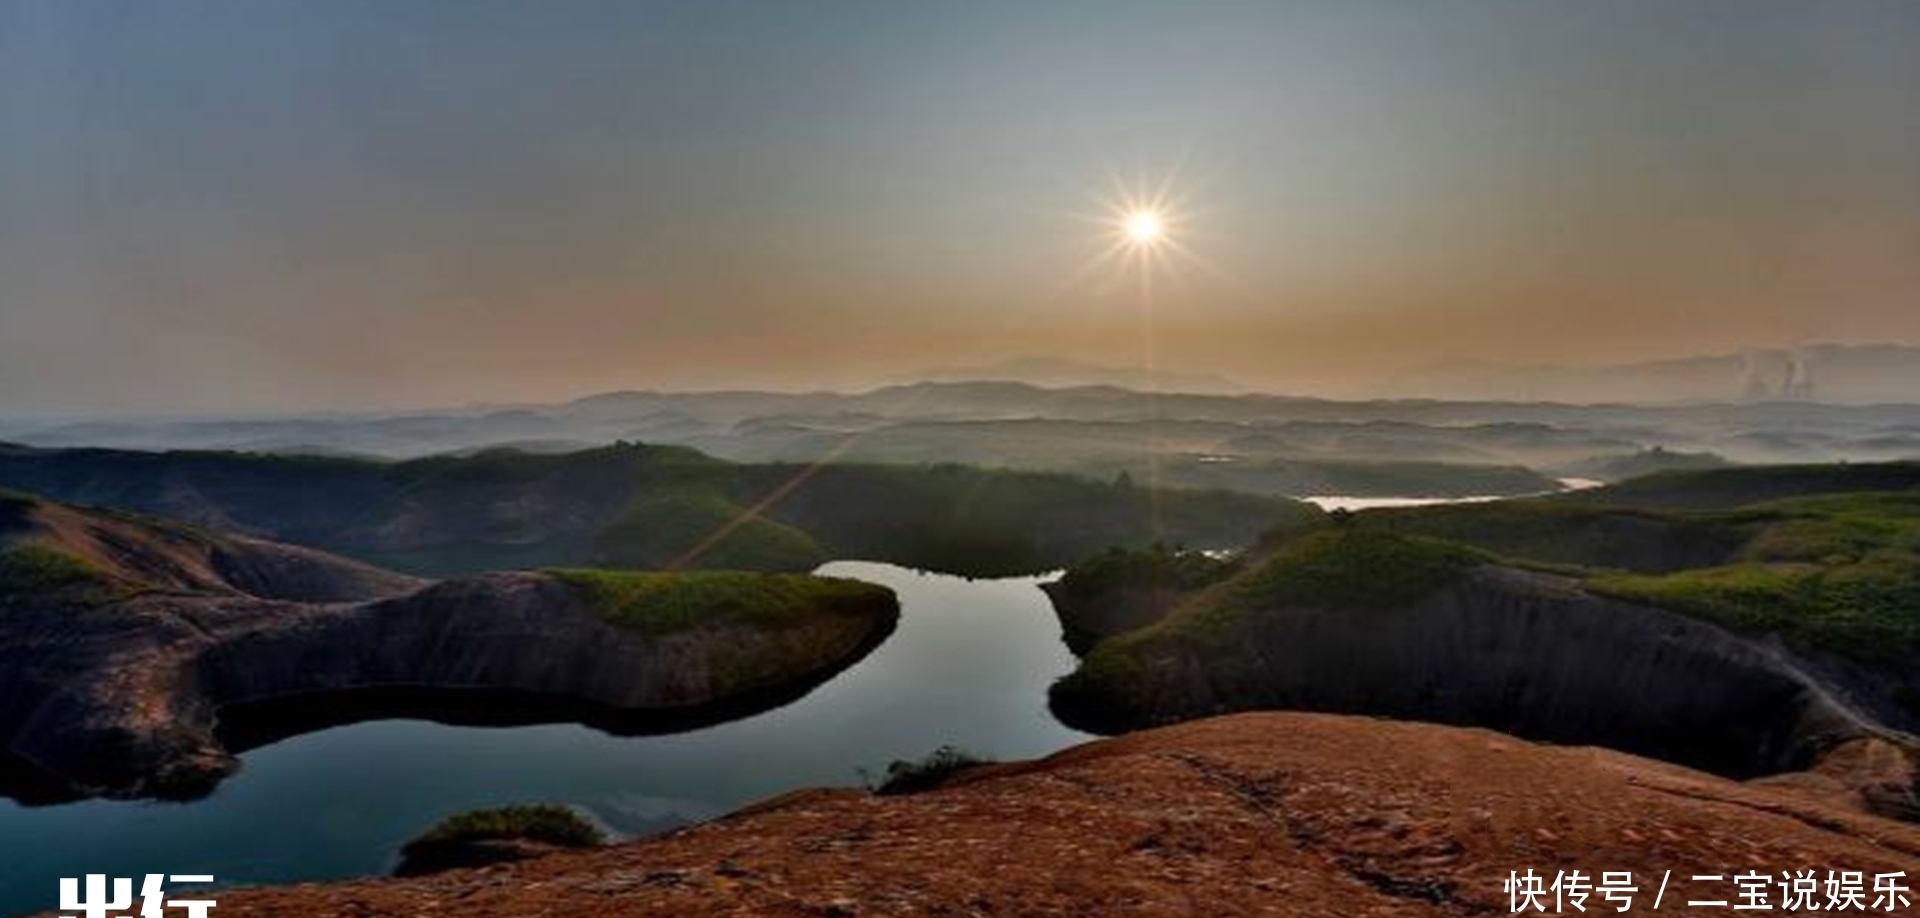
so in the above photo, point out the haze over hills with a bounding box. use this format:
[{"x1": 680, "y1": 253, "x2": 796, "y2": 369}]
[
  {"x1": 899, "y1": 344, "x2": 1920, "y2": 405},
  {"x1": 1388, "y1": 343, "x2": 1920, "y2": 405},
  {"x1": 896, "y1": 356, "x2": 1248, "y2": 395},
  {"x1": 4, "y1": 361, "x2": 1920, "y2": 494}
]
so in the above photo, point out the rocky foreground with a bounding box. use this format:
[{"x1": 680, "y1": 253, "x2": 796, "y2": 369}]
[{"x1": 211, "y1": 712, "x2": 1920, "y2": 917}]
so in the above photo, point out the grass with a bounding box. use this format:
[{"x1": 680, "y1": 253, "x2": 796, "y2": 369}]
[
  {"x1": 1055, "y1": 530, "x2": 1488, "y2": 716},
  {"x1": 1343, "y1": 487, "x2": 1920, "y2": 670},
  {"x1": 547, "y1": 568, "x2": 895, "y2": 635},
  {"x1": 1584, "y1": 491, "x2": 1920, "y2": 667},
  {"x1": 1220, "y1": 529, "x2": 1487, "y2": 611},
  {"x1": 1051, "y1": 466, "x2": 1920, "y2": 729},
  {"x1": 1054, "y1": 543, "x2": 1239, "y2": 599},
  {"x1": 1561, "y1": 461, "x2": 1920, "y2": 511},
  {"x1": 595, "y1": 488, "x2": 825, "y2": 572},
  {"x1": 1317, "y1": 487, "x2": 1920, "y2": 671},
  {"x1": 1590, "y1": 559, "x2": 1920, "y2": 667},
  {"x1": 1730, "y1": 491, "x2": 1920, "y2": 559},
  {"x1": 0, "y1": 489, "x2": 35, "y2": 513},
  {"x1": 403, "y1": 804, "x2": 606, "y2": 851},
  {"x1": 1351, "y1": 499, "x2": 1750, "y2": 574},
  {"x1": 0, "y1": 543, "x2": 124, "y2": 607}
]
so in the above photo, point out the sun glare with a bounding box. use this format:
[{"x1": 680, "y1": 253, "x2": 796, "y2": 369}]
[
  {"x1": 1063, "y1": 172, "x2": 1213, "y2": 289},
  {"x1": 1124, "y1": 210, "x2": 1166, "y2": 246}
]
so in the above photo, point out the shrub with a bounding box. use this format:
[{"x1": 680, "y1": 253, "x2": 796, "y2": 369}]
[
  {"x1": 395, "y1": 804, "x2": 609, "y2": 877},
  {"x1": 403, "y1": 804, "x2": 606, "y2": 851},
  {"x1": 875, "y1": 745, "x2": 993, "y2": 796}
]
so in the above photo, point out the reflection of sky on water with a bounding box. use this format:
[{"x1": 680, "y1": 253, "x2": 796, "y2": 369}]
[{"x1": 0, "y1": 561, "x2": 1087, "y2": 917}]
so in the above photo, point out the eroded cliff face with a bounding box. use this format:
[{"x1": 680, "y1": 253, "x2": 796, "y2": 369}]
[
  {"x1": 205, "y1": 713, "x2": 1920, "y2": 918},
  {"x1": 0, "y1": 495, "x2": 898, "y2": 802},
  {"x1": 201, "y1": 573, "x2": 898, "y2": 744},
  {"x1": 1040, "y1": 579, "x2": 1187, "y2": 655},
  {"x1": 1051, "y1": 565, "x2": 1920, "y2": 820}
]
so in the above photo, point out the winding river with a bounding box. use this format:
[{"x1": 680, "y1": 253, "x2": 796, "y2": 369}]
[{"x1": 0, "y1": 562, "x2": 1089, "y2": 916}]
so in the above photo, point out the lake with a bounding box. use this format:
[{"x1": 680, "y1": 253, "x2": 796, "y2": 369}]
[
  {"x1": 1301, "y1": 477, "x2": 1604, "y2": 512},
  {"x1": 0, "y1": 562, "x2": 1090, "y2": 916}
]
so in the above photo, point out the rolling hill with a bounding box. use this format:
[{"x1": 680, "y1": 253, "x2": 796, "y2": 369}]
[
  {"x1": 0, "y1": 491, "x2": 898, "y2": 802},
  {"x1": 0, "y1": 442, "x2": 1312, "y2": 577},
  {"x1": 1046, "y1": 462, "x2": 1920, "y2": 821}
]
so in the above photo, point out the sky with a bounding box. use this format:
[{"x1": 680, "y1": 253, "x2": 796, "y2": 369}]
[{"x1": 2, "y1": 0, "x2": 1917, "y2": 415}]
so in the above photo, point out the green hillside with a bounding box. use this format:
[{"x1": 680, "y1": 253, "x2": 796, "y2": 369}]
[
  {"x1": 1060, "y1": 462, "x2": 1920, "y2": 688},
  {"x1": 0, "y1": 443, "x2": 1315, "y2": 578}
]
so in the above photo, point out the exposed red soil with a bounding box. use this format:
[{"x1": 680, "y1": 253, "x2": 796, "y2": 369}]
[{"x1": 211, "y1": 712, "x2": 1920, "y2": 917}]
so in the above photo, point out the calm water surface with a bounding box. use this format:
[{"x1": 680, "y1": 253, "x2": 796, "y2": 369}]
[
  {"x1": 0, "y1": 562, "x2": 1089, "y2": 916},
  {"x1": 1302, "y1": 477, "x2": 1604, "y2": 512}
]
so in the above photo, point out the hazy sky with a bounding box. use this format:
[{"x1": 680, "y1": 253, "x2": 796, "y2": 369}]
[{"x1": 3, "y1": 0, "x2": 1917, "y2": 414}]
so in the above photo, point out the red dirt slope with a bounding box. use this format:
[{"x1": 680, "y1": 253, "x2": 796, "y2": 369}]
[{"x1": 214, "y1": 712, "x2": 1920, "y2": 917}]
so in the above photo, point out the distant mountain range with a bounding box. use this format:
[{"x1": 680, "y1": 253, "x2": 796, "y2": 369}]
[
  {"x1": 1387, "y1": 343, "x2": 1920, "y2": 405},
  {"x1": 900, "y1": 356, "x2": 1248, "y2": 395},
  {"x1": 2, "y1": 345, "x2": 1918, "y2": 474},
  {"x1": 4, "y1": 377, "x2": 1920, "y2": 473}
]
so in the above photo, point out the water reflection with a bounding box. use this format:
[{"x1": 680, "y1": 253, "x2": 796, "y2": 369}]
[{"x1": 0, "y1": 562, "x2": 1088, "y2": 916}]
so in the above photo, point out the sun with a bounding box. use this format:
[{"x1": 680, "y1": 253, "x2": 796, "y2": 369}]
[{"x1": 1123, "y1": 210, "x2": 1166, "y2": 246}]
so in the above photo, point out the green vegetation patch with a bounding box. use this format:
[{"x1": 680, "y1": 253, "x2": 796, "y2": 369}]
[
  {"x1": 757, "y1": 460, "x2": 1319, "y2": 576},
  {"x1": 1564, "y1": 461, "x2": 1920, "y2": 512},
  {"x1": 1054, "y1": 475, "x2": 1920, "y2": 729},
  {"x1": 1587, "y1": 491, "x2": 1920, "y2": 667},
  {"x1": 1210, "y1": 529, "x2": 1489, "y2": 619},
  {"x1": 1056, "y1": 531, "x2": 1487, "y2": 719},
  {"x1": 404, "y1": 804, "x2": 606, "y2": 851},
  {"x1": 1330, "y1": 485, "x2": 1920, "y2": 671},
  {"x1": 1351, "y1": 499, "x2": 1750, "y2": 574},
  {"x1": 595, "y1": 488, "x2": 825, "y2": 572},
  {"x1": 1591, "y1": 560, "x2": 1920, "y2": 667},
  {"x1": 1728, "y1": 491, "x2": 1920, "y2": 561},
  {"x1": 0, "y1": 543, "x2": 124, "y2": 607},
  {"x1": 0, "y1": 441, "x2": 1310, "y2": 579},
  {"x1": 1055, "y1": 543, "x2": 1239, "y2": 599},
  {"x1": 549, "y1": 568, "x2": 895, "y2": 635}
]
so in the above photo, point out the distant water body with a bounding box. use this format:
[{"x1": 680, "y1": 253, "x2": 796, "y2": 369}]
[
  {"x1": 0, "y1": 562, "x2": 1089, "y2": 917},
  {"x1": 1301, "y1": 477, "x2": 1604, "y2": 513}
]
